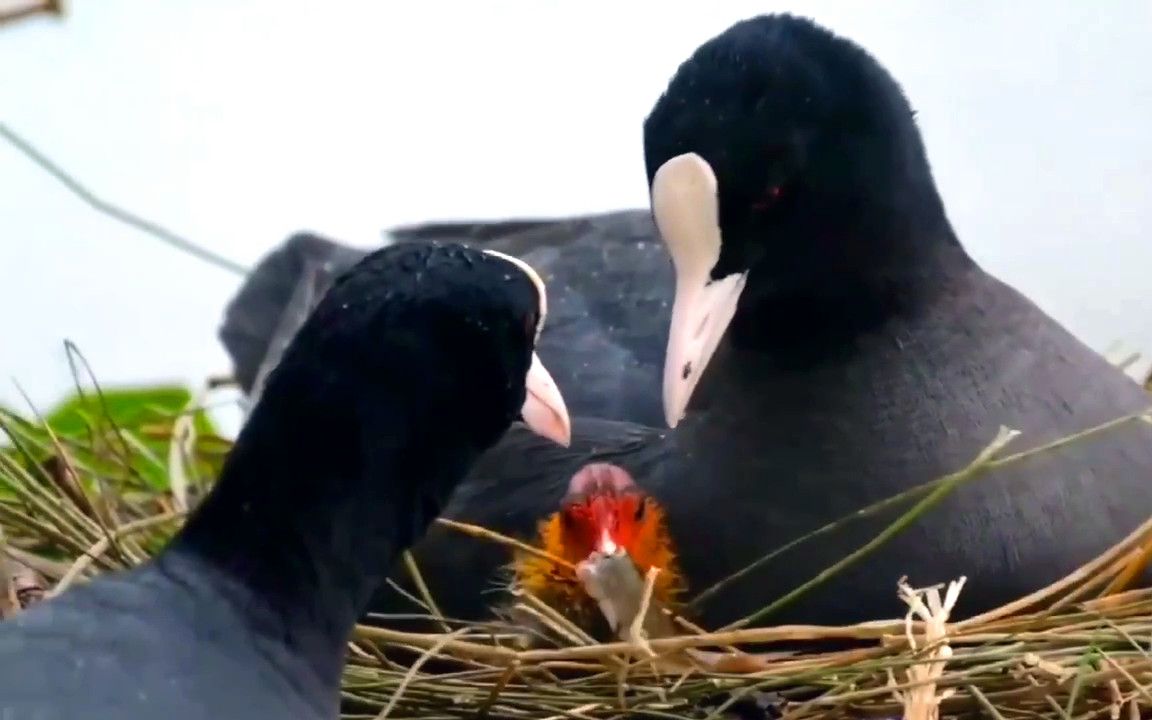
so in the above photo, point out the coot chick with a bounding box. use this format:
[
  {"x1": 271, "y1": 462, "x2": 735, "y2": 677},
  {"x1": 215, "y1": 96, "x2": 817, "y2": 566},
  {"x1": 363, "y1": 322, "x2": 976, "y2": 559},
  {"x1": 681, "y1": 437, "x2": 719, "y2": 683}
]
[
  {"x1": 510, "y1": 462, "x2": 683, "y2": 642},
  {"x1": 0, "y1": 242, "x2": 571, "y2": 719},
  {"x1": 219, "y1": 211, "x2": 672, "y2": 425},
  {"x1": 379, "y1": 14, "x2": 1152, "y2": 632}
]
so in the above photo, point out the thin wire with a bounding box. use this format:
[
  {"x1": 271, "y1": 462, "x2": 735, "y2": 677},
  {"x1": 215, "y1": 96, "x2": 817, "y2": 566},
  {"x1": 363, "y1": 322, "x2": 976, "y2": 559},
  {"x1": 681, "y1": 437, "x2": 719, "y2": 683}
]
[{"x1": 0, "y1": 122, "x2": 249, "y2": 276}]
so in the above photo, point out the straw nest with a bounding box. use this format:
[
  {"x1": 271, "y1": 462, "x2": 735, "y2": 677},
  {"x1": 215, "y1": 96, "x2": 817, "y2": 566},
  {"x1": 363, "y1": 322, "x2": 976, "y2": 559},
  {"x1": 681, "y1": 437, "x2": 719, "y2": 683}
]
[{"x1": 4, "y1": 363, "x2": 1152, "y2": 720}]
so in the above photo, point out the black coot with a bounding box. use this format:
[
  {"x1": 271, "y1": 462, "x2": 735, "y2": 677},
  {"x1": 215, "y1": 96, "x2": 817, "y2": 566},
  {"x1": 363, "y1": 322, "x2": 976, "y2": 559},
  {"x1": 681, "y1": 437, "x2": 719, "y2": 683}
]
[
  {"x1": 0, "y1": 242, "x2": 571, "y2": 719},
  {"x1": 377, "y1": 14, "x2": 1152, "y2": 632}
]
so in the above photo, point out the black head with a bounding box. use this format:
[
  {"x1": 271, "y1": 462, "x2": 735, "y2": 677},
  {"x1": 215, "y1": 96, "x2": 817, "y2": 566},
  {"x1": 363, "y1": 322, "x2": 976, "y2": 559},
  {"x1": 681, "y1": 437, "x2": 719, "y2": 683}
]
[
  {"x1": 645, "y1": 14, "x2": 954, "y2": 287},
  {"x1": 643, "y1": 15, "x2": 964, "y2": 428},
  {"x1": 259, "y1": 241, "x2": 572, "y2": 458}
]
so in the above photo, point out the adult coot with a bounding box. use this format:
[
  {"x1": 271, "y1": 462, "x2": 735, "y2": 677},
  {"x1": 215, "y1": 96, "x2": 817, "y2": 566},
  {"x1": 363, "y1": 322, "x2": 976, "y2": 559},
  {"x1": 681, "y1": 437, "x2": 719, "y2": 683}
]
[
  {"x1": 376, "y1": 14, "x2": 1152, "y2": 632},
  {"x1": 0, "y1": 242, "x2": 571, "y2": 719}
]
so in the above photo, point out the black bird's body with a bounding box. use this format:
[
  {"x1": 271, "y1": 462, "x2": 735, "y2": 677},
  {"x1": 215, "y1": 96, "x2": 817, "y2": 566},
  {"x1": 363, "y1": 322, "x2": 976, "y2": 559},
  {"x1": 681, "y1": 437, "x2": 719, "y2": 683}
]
[
  {"x1": 0, "y1": 243, "x2": 569, "y2": 719},
  {"x1": 220, "y1": 211, "x2": 672, "y2": 425},
  {"x1": 375, "y1": 15, "x2": 1152, "y2": 631},
  {"x1": 1, "y1": 555, "x2": 333, "y2": 718},
  {"x1": 393, "y1": 265, "x2": 1152, "y2": 631}
]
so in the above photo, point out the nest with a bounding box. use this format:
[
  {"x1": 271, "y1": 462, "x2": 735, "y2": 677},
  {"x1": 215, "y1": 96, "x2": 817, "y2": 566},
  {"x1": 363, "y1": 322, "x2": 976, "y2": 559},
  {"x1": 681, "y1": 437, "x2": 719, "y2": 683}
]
[{"x1": 3, "y1": 370, "x2": 1152, "y2": 720}]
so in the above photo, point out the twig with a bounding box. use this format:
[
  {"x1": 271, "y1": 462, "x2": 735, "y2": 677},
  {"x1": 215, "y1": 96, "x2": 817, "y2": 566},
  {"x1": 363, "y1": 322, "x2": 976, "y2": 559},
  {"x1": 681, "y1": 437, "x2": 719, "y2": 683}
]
[
  {"x1": 402, "y1": 551, "x2": 451, "y2": 634},
  {"x1": 1, "y1": 546, "x2": 73, "y2": 580},
  {"x1": 955, "y1": 514, "x2": 1152, "y2": 629},
  {"x1": 514, "y1": 590, "x2": 599, "y2": 647},
  {"x1": 436, "y1": 517, "x2": 576, "y2": 570},
  {"x1": 694, "y1": 409, "x2": 1149, "y2": 610},
  {"x1": 49, "y1": 511, "x2": 185, "y2": 596},
  {"x1": 719, "y1": 426, "x2": 1020, "y2": 630},
  {"x1": 374, "y1": 628, "x2": 470, "y2": 719},
  {"x1": 476, "y1": 661, "x2": 521, "y2": 720},
  {"x1": 1104, "y1": 534, "x2": 1152, "y2": 597},
  {"x1": 380, "y1": 577, "x2": 435, "y2": 614},
  {"x1": 0, "y1": 2, "x2": 62, "y2": 27},
  {"x1": 15, "y1": 378, "x2": 130, "y2": 562},
  {"x1": 0, "y1": 123, "x2": 248, "y2": 276}
]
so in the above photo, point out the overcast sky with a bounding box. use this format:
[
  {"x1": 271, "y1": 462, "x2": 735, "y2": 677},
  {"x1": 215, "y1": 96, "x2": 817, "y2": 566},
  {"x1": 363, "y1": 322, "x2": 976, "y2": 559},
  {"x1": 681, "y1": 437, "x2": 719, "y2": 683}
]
[{"x1": 2, "y1": 1, "x2": 1151, "y2": 435}]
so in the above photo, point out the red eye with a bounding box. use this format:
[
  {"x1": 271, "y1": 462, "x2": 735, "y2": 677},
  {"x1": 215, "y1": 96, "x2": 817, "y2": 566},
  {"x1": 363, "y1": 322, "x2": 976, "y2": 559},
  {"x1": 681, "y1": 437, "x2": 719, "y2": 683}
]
[
  {"x1": 524, "y1": 313, "x2": 537, "y2": 339},
  {"x1": 751, "y1": 185, "x2": 783, "y2": 212}
]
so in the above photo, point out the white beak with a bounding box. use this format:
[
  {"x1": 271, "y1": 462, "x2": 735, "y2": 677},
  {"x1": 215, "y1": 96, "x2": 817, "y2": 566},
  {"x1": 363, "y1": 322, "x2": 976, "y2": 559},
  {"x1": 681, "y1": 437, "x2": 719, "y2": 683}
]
[
  {"x1": 520, "y1": 351, "x2": 572, "y2": 446},
  {"x1": 478, "y1": 248, "x2": 570, "y2": 446},
  {"x1": 651, "y1": 153, "x2": 748, "y2": 429},
  {"x1": 662, "y1": 272, "x2": 747, "y2": 429}
]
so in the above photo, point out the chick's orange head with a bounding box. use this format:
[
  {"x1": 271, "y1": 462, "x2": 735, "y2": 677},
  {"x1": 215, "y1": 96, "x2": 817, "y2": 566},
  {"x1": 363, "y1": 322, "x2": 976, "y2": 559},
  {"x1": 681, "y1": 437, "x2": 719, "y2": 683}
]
[
  {"x1": 515, "y1": 462, "x2": 684, "y2": 619},
  {"x1": 560, "y1": 463, "x2": 652, "y2": 559}
]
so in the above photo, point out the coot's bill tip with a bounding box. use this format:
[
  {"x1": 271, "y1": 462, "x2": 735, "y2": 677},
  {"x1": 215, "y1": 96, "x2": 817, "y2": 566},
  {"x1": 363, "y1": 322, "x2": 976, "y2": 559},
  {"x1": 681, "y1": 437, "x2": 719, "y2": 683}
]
[
  {"x1": 651, "y1": 153, "x2": 749, "y2": 429},
  {"x1": 522, "y1": 351, "x2": 572, "y2": 446}
]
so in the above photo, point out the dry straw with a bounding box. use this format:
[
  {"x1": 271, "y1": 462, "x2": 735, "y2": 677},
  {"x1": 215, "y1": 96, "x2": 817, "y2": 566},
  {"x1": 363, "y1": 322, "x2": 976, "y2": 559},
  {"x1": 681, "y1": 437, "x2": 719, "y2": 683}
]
[{"x1": 3, "y1": 391, "x2": 1152, "y2": 719}]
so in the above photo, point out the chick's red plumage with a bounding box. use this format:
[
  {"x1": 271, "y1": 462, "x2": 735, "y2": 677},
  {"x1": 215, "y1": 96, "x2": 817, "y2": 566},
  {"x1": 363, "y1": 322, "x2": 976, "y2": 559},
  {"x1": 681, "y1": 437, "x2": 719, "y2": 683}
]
[{"x1": 512, "y1": 463, "x2": 683, "y2": 631}]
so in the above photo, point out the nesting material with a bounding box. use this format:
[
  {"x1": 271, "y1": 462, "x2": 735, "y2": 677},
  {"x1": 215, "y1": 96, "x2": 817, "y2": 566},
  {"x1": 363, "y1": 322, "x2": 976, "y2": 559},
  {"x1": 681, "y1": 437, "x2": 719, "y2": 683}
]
[
  {"x1": 4, "y1": 401, "x2": 1152, "y2": 718},
  {"x1": 887, "y1": 577, "x2": 965, "y2": 720}
]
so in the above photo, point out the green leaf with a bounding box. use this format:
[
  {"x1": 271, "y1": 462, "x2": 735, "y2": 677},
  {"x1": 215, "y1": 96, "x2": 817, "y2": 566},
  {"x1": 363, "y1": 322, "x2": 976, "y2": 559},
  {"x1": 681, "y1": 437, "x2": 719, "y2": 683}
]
[
  {"x1": 43, "y1": 385, "x2": 217, "y2": 437},
  {"x1": 1, "y1": 384, "x2": 227, "y2": 493}
]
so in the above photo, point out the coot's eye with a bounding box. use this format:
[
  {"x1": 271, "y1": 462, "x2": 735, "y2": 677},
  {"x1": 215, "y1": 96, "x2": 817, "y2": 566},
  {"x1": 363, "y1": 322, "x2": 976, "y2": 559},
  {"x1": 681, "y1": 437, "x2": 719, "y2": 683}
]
[
  {"x1": 523, "y1": 313, "x2": 538, "y2": 340},
  {"x1": 751, "y1": 185, "x2": 783, "y2": 212}
]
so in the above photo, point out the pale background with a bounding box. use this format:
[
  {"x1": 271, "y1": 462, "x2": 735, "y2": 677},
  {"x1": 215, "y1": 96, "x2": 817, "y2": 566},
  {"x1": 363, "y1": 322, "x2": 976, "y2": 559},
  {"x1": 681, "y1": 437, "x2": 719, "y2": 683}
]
[{"x1": 2, "y1": 1, "x2": 1151, "y2": 437}]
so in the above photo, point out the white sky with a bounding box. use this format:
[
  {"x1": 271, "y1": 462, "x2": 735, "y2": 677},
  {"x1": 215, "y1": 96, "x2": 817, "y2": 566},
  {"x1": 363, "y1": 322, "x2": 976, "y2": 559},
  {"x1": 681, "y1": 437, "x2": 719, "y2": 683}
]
[{"x1": 2, "y1": 1, "x2": 1152, "y2": 435}]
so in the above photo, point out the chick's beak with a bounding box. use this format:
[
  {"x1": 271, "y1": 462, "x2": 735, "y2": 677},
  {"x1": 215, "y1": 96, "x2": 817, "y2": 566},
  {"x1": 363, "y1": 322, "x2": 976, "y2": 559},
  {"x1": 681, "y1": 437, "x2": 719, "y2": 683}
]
[
  {"x1": 595, "y1": 528, "x2": 620, "y2": 556},
  {"x1": 521, "y1": 352, "x2": 572, "y2": 446}
]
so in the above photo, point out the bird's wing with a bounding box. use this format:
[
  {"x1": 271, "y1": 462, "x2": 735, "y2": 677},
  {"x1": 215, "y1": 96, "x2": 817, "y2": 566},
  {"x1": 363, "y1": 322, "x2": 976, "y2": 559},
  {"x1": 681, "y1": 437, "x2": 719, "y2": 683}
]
[
  {"x1": 219, "y1": 212, "x2": 676, "y2": 424},
  {"x1": 218, "y1": 233, "x2": 368, "y2": 399}
]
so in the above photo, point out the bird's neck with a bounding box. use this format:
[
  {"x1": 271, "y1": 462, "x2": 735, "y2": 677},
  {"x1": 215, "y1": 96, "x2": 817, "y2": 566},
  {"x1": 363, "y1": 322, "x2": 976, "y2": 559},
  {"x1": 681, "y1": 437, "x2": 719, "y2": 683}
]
[
  {"x1": 676, "y1": 227, "x2": 977, "y2": 444},
  {"x1": 167, "y1": 384, "x2": 477, "y2": 687},
  {"x1": 730, "y1": 223, "x2": 972, "y2": 363}
]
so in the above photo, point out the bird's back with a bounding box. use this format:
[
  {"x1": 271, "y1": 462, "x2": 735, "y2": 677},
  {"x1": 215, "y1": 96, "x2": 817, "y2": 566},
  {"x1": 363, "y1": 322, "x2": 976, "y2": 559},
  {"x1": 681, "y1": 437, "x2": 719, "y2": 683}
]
[
  {"x1": 654, "y1": 262, "x2": 1152, "y2": 627},
  {"x1": 0, "y1": 558, "x2": 330, "y2": 720},
  {"x1": 390, "y1": 211, "x2": 676, "y2": 425},
  {"x1": 468, "y1": 211, "x2": 673, "y2": 424},
  {"x1": 220, "y1": 211, "x2": 674, "y2": 424}
]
